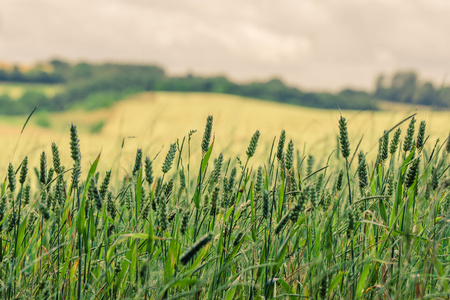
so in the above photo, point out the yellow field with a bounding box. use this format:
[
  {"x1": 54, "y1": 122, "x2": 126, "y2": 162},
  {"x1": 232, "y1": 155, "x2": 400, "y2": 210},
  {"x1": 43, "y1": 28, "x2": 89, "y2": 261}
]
[
  {"x1": 0, "y1": 92, "x2": 448, "y2": 179},
  {"x1": 0, "y1": 82, "x2": 63, "y2": 99}
]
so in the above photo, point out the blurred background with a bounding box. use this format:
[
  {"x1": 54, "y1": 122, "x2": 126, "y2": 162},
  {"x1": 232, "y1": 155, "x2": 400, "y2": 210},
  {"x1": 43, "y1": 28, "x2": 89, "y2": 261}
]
[{"x1": 0, "y1": 0, "x2": 449, "y2": 170}]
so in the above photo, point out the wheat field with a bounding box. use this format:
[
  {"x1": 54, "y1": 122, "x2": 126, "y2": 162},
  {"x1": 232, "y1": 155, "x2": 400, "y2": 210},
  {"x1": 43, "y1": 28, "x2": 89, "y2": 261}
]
[
  {"x1": 0, "y1": 93, "x2": 449, "y2": 298},
  {"x1": 0, "y1": 92, "x2": 448, "y2": 176}
]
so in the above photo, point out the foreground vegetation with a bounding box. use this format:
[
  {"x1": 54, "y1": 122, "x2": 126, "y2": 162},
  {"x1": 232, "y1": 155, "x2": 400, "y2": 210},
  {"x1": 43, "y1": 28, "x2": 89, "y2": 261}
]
[{"x1": 0, "y1": 113, "x2": 449, "y2": 299}]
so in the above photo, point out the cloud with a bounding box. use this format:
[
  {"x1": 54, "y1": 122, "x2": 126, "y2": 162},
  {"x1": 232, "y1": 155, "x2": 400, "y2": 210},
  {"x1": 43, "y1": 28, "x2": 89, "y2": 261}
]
[{"x1": 0, "y1": 0, "x2": 449, "y2": 90}]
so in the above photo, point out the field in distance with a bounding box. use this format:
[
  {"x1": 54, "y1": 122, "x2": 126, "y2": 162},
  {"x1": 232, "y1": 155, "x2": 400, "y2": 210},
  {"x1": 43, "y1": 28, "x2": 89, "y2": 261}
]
[
  {"x1": 0, "y1": 91, "x2": 448, "y2": 176},
  {"x1": 0, "y1": 82, "x2": 63, "y2": 99}
]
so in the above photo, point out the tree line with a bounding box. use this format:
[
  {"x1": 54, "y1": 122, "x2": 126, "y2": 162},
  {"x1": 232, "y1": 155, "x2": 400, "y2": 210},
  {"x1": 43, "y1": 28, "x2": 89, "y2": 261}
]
[
  {"x1": 0, "y1": 60, "x2": 448, "y2": 115},
  {"x1": 374, "y1": 71, "x2": 450, "y2": 107}
]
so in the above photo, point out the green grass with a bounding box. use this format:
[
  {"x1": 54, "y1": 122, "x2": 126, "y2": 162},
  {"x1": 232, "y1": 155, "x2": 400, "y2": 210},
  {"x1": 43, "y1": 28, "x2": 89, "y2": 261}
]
[{"x1": 0, "y1": 113, "x2": 449, "y2": 299}]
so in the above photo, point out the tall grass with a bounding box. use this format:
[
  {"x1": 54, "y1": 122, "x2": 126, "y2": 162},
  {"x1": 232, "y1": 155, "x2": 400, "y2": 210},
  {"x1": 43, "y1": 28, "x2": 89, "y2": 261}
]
[{"x1": 0, "y1": 114, "x2": 449, "y2": 299}]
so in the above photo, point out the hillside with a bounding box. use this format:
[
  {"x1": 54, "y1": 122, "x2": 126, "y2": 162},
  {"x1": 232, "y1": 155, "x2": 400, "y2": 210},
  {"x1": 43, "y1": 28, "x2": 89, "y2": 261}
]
[
  {"x1": 0, "y1": 61, "x2": 380, "y2": 114},
  {"x1": 2, "y1": 61, "x2": 450, "y2": 115},
  {"x1": 1, "y1": 91, "x2": 448, "y2": 173}
]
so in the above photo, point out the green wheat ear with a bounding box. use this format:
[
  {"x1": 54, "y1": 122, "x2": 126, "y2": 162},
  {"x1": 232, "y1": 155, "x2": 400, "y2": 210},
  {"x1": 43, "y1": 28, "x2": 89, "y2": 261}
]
[
  {"x1": 145, "y1": 156, "x2": 154, "y2": 185},
  {"x1": 336, "y1": 170, "x2": 344, "y2": 191},
  {"x1": 381, "y1": 130, "x2": 389, "y2": 163},
  {"x1": 430, "y1": 167, "x2": 439, "y2": 191},
  {"x1": 405, "y1": 158, "x2": 420, "y2": 189},
  {"x1": 285, "y1": 140, "x2": 294, "y2": 170},
  {"x1": 179, "y1": 169, "x2": 186, "y2": 190},
  {"x1": 201, "y1": 115, "x2": 213, "y2": 154},
  {"x1": 246, "y1": 130, "x2": 260, "y2": 158},
  {"x1": 180, "y1": 233, "x2": 213, "y2": 265},
  {"x1": 390, "y1": 128, "x2": 401, "y2": 156},
  {"x1": 7, "y1": 163, "x2": 16, "y2": 193},
  {"x1": 316, "y1": 174, "x2": 324, "y2": 192},
  {"x1": 132, "y1": 148, "x2": 143, "y2": 176},
  {"x1": 70, "y1": 124, "x2": 81, "y2": 187},
  {"x1": 19, "y1": 156, "x2": 28, "y2": 185},
  {"x1": 51, "y1": 142, "x2": 61, "y2": 174},
  {"x1": 40, "y1": 190, "x2": 50, "y2": 220},
  {"x1": 23, "y1": 184, "x2": 31, "y2": 205},
  {"x1": 164, "y1": 178, "x2": 174, "y2": 198},
  {"x1": 276, "y1": 130, "x2": 286, "y2": 161},
  {"x1": 106, "y1": 191, "x2": 117, "y2": 219},
  {"x1": 289, "y1": 199, "x2": 301, "y2": 223},
  {"x1": 89, "y1": 178, "x2": 102, "y2": 211},
  {"x1": 255, "y1": 166, "x2": 263, "y2": 201},
  {"x1": 6, "y1": 209, "x2": 16, "y2": 233},
  {"x1": 162, "y1": 143, "x2": 177, "y2": 174},
  {"x1": 403, "y1": 116, "x2": 416, "y2": 153},
  {"x1": 416, "y1": 121, "x2": 426, "y2": 151},
  {"x1": 358, "y1": 151, "x2": 368, "y2": 191},
  {"x1": 70, "y1": 124, "x2": 81, "y2": 162},
  {"x1": 210, "y1": 153, "x2": 223, "y2": 186},
  {"x1": 274, "y1": 212, "x2": 290, "y2": 234},
  {"x1": 40, "y1": 151, "x2": 47, "y2": 187},
  {"x1": 180, "y1": 211, "x2": 190, "y2": 235},
  {"x1": 222, "y1": 167, "x2": 237, "y2": 207},
  {"x1": 47, "y1": 167, "x2": 54, "y2": 191},
  {"x1": 339, "y1": 116, "x2": 350, "y2": 159},
  {"x1": 99, "y1": 170, "x2": 112, "y2": 200},
  {"x1": 125, "y1": 189, "x2": 133, "y2": 210},
  {"x1": 306, "y1": 155, "x2": 314, "y2": 176},
  {"x1": 209, "y1": 185, "x2": 219, "y2": 216},
  {"x1": 309, "y1": 186, "x2": 317, "y2": 210},
  {"x1": 158, "y1": 195, "x2": 167, "y2": 231}
]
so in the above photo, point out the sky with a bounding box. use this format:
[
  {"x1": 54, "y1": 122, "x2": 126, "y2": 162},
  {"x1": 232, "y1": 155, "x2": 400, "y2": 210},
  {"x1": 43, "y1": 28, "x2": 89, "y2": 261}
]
[{"x1": 1, "y1": 0, "x2": 449, "y2": 91}]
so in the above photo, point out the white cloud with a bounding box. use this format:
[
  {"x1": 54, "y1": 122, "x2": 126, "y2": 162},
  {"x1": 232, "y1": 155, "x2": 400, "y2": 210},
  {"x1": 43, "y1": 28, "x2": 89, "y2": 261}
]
[{"x1": 0, "y1": 0, "x2": 449, "y2": 90}]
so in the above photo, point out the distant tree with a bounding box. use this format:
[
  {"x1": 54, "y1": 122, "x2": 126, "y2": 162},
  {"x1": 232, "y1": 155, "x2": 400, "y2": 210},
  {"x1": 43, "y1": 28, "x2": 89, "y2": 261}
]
[
  {"x1": 10, "y1": 66, "x2": 25, "y2": 82},
  {"x1": 389, "y1": 71, "x2": 417, "y2": 103},
  {"x1": 72, "y1": 63, "x2": 93, "y2": 79},
  {"x1": 0, "y1": 69, "x2": 7, "y2": 81},
  {"x1": 50, "y1": 59, "x2": 70, "y2": 70},
  {"x1": 436, "y1": 87, "x2": 450, "y2": 107},
  {"x1": 374, "y1": 74, "x2": 388, "y2": 99},
  {"x1": 415, "y1": 82, "x2": 435, "y2": 105}
]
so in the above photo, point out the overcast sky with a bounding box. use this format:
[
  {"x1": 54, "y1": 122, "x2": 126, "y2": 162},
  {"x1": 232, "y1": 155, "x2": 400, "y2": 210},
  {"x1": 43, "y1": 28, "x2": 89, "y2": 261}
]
[{"x1": 1, "y1": 0, "x2": 449, "y2": 91}]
